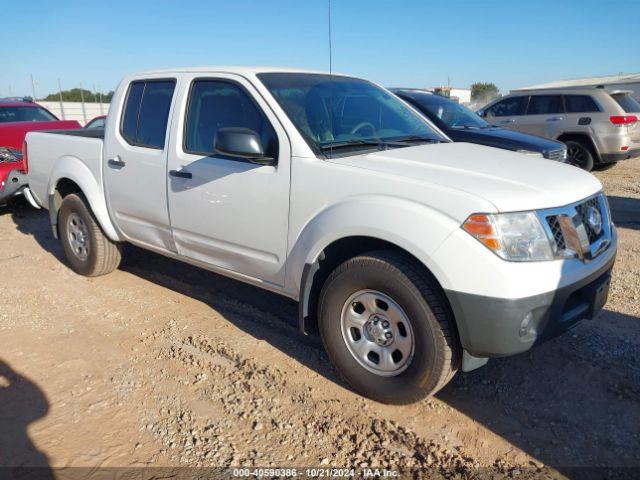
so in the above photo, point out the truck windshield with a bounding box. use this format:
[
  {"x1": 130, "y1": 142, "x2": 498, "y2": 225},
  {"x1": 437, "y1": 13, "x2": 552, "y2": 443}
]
[
  {"x1": 0, "y1": 106, "x2": 58, "y2": 123},
  {"x1": 258, "y1": 73, "x2": 446, "y2": 157}
]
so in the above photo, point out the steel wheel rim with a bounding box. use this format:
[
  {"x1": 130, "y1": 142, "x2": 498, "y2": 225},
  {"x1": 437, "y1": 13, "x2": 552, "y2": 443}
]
[
  {"x1": 67, "y1": 213, "x2": 90, "y2": 261},
  {"x1": 340, "y1": 290, "x2": 415, "y2": 377},
  {"x1": 567, "y1": 144, "x2": 587, "y2": 168}
]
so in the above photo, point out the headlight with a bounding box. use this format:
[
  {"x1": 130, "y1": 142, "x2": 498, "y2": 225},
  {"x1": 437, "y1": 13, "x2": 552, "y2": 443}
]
[
  {"x1": 462, "y1": 212, "x2": 554, "y2": 261},
  {"x1": 516, "y1": 149, "x2": 543, "y2": 157}
]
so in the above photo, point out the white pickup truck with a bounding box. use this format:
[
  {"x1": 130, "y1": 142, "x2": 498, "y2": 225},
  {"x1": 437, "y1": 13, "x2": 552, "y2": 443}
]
[{"x1": 25, "y1": 67, "x2": 617, "y2": 404}]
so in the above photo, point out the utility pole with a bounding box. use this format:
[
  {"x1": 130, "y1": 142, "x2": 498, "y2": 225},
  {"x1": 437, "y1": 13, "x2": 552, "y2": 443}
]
[
  {"x1": 94, "y1": 84, "x2": 104, "y2": 115},
  {"x1": 8, "y1": 85, "x2": 12, "y2": 97},
  {"x1": 30, "y1": 74, "x2": 37, "y2": 100},
  {"x1": 79, "y1": 82, "x2": 87, "y2": 123},
  {"x1": 57, "y1": 78, "x2": 66, "y2": 120}
]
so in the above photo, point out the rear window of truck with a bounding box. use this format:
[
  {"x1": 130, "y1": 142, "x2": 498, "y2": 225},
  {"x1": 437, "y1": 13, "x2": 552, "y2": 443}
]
[
  {"x1": 612, "y1": 94, "x2": 640, "y2": 113},
  {"x1": 121, "y1": 79, "x2": 176, "y2": 149}
]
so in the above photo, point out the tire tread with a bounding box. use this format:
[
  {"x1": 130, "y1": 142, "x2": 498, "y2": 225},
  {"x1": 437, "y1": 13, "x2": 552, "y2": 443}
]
[{"x1": 318, "y1": 250, "x2": 460, "y2": 404}]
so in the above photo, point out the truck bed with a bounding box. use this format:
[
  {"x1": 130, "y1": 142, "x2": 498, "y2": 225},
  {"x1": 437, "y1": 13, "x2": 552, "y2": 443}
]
[
  {"x1": 42, "y1": 128, "x2": 105, "y2": 139},
  {"x1": 25, "y1": 129, "x2": 105, "y2": 208}
]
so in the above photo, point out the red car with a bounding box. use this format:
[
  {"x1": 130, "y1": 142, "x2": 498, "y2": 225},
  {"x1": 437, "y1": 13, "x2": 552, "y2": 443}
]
[{"x1": 0, "y1": 97, "x2": 80, "y2": 204}]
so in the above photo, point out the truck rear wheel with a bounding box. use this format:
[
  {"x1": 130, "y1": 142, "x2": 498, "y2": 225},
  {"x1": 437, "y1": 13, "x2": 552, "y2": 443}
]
[
  {"x1": 318, "y1": 251, "x2": 459, "y2": 404},
  {"x1": 58, "y1": 193, "x2": 121, "y2": 277}
]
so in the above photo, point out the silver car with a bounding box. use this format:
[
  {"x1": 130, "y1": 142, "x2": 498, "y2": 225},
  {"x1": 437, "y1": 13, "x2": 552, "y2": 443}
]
[{"x1": 478, "y1": 88, "x2": 640, "y2": 170}]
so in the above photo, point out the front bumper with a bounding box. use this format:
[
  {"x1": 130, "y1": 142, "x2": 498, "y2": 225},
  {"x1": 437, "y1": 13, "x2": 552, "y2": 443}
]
[
  {"x1": 445, "y1": 230, "x2": 617, "y2": 358},
  {"x1": 0, "y1": 168, "x2": 28, "y2": 204}
]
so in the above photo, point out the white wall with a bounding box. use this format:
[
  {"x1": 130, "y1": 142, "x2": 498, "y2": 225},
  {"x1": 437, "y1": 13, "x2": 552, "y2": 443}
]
[
  {"x1": 38, "y1": 101, "x2": 110, "y2": 125},
  {"x1": 450, "y1": 88, "x2": 471, "y2": 104}
]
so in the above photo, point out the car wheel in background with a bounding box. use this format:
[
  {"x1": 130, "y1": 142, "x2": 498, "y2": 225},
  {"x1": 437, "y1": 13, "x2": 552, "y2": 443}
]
[
  {"x1": 565, "y1": 140, "x2": 595, "y2": 171},
  {"x1": 58, "y1": 193, "x2": 121, "y2": 277},
  {"x1": 318, "y1": 250, "x2": 460, "y2": 404}
]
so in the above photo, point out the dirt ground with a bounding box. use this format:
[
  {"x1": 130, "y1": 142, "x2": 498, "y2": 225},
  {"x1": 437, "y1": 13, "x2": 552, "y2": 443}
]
[{"x1": 0, "y1": 160, "x2": 638, "y2": 479}]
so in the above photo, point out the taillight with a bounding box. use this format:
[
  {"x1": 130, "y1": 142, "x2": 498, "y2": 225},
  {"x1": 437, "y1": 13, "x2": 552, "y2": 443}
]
[
  {"x1": 22, "y1": 141, "x2": 29, "y2": 174},
  {"x1": 609, "y1": 115, "x2": 638, "y2": 125}
]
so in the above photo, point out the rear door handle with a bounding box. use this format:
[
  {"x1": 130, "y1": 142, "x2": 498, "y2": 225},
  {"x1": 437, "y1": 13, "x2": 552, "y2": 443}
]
[
  {"x1": 169, "y1": 169, "x2": 192, "y2": 179},
  {"x1": 546, "y1": 116, "x2": 564, "y2": 122},
  {"x1": 499, "y1": 119, "x2": 515, "y2": 124},
  {"x1": 108, "y1": 156, "x2": 125, "y2": 168}
]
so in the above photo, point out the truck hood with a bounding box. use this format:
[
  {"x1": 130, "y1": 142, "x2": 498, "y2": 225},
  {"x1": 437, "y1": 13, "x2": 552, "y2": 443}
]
[
  {"x1": 0, "y1": 120, "x2": 81, "y2": 150},
  {"x1": 328, "y1": 142, "x2": 602, "y2": 212}
]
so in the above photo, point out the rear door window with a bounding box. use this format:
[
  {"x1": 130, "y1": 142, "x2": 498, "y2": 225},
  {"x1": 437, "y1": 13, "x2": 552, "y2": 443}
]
[
  {"x1": 120, "y1": 80, "x2": 176, "y2": 148},
  {"x1": 526, "y1": 95, "x2": 563, "y2": 115},
  {"x1": 485, "y1": 96, "x2": 528, "y2": 117},
  {"x1": 564, "y1": 95, "x2": 600, "y2": 113},
  {"x1": 612, "y1": 94, "x2": 640, "y2": 113}
]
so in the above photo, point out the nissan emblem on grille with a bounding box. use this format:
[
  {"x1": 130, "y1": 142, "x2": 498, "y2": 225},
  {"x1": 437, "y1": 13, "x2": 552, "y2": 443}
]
[
  {"x1": 587, "y1": 206, "x2": 603, "y2": 235},
  {"x1": 540, "y1": 194, "x2": 611, "y2": 261}
]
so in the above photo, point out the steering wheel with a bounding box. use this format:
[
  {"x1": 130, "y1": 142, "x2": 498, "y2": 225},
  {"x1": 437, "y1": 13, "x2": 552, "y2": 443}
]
[{"x1": 350, "y1": 121, "x2": 376, "y2": 136}]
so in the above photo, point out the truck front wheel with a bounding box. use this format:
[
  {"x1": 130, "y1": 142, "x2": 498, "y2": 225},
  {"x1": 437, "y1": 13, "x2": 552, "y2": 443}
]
[
  {"x1": 318, "y1": 251, "x2": 459, "y2": 404},
  {"x1": 58, "y1": 193, "x2": 121, "y2": 277}
]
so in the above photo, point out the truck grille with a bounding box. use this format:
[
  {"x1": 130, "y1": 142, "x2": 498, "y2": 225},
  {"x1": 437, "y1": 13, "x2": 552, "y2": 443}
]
[
  {"x1": 575, "y1": 197, "x2": 603, "y2": 243},
  {"x1": 546, "y1": 148, "x2": 567, "y2": 162},
  {"x1": 546, "y1": 216, "x2": 566, "y2": 250},
  {"x1": 540, "y1": 193, "x2": 612, "y2": 261}
]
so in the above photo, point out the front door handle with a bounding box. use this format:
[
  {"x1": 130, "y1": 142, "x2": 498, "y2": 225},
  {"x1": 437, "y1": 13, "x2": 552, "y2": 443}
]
[
  {"x1": 169, "y1": 169, "x2": 192, "y2": 179},
  {"x1": 499, "y1": 119, "x2": 515, "y2": 124},
  {"x1": 108, "y1": 156, "x2": 125, "y2": 168},
  {"x1": 546, "y1": 116, "x2": 564, "y2": 122}
]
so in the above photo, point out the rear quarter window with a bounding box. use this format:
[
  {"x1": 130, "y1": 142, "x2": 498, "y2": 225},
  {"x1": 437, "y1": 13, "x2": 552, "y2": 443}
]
[
  {"x1": 564, "y1": 95, "x2": 600, "y2": 113},
  {"x1": 612, "y1": 94, "x2": 640, "y2": 113}
]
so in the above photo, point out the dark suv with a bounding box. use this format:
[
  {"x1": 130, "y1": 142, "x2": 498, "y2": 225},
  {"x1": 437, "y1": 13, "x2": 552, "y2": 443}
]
[{"x1": 392, "y1": 89, "x2": 567, "y2": 163}]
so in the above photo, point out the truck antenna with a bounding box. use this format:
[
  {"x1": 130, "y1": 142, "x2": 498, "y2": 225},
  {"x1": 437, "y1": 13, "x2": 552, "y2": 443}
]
[
  {"x1": 328, "y1": 0, "x2": 333, "y2": 76},
  {"x1": 328, "y1": 0, "x2": 334, "y2": 156}
]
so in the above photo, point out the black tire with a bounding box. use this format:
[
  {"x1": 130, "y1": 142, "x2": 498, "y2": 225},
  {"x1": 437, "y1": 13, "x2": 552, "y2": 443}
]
[
  {"x1": 565, "y1": 140, "x2": 595, "y2": 171},
  {"x1": 58, "y1": 193, "x2": 121, "y2": 277},
  {"x1": 318, "y1": 250, "x2": 460, "y2": 404}
]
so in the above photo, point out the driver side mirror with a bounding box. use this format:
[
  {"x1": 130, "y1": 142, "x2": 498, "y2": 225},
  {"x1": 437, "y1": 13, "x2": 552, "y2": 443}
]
[{"x1": 213, "y1": 127, "x2": 275, "y2": 165}]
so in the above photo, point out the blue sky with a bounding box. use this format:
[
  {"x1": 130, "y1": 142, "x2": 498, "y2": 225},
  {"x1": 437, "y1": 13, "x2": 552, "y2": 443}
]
[{"x1": 2, "y1": 0, "x2": 638, "y2": 98}]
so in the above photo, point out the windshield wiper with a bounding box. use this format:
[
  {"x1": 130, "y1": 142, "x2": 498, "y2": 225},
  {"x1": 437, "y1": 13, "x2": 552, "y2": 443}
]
[
  {"x1": 387, "y1": 135, "x2": 443, "y2": 144},
  {"x1": 319, "y1": 139, "x2": 388, "y2": 151},
  {"x1": 319, "y1": 136, "x2": 443, "y2": 153}
]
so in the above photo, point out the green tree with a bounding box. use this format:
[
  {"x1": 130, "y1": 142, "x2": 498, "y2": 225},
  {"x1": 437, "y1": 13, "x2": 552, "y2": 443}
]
[
  {"x1": 471, "y1": 82, "x2": 500, "y2": 103},
  {"x1": 42, "y1": 88, "x2": 113, "y2": 103}
]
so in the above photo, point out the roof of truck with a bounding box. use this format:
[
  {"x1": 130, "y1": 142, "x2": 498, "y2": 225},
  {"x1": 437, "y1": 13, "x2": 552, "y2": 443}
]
[{"x1": 131, "y1": 66, "x2": 336, "y2": 76}]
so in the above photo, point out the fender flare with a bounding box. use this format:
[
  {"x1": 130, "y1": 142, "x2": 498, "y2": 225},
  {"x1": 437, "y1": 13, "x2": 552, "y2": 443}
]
[
  {"x1": 47, "y1": 156, "x2": 121, "y2": 241},
  {"x1": 556, "y1": 132, "x2": 601, "y2": 161},
  {"x1": 287, "y1": 195, "x2": 463, "y2": 332}
]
